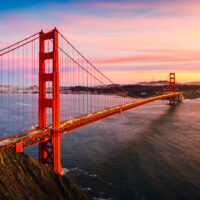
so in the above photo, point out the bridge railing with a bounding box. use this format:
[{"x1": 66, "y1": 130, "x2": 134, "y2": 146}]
[
  {"x1": 0, "y1": 29, "x2": 138, "y2": 139},
  {"x1": 0, "y1": 28, "x2": 179, "y2": 140}
]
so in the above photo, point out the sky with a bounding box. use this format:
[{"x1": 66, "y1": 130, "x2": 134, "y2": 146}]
[{"x1": 0, "y1": 0, "x2": 200, "y2": 83}]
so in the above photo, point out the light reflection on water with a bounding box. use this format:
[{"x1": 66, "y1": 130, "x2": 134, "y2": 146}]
[{"x1": 23, "y1": 97, "x2": 200, "y2": 199}]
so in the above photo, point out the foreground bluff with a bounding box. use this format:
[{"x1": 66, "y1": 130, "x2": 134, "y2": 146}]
[{"x1": 0, "y1": 149, "x2": 90, "y2": 200}]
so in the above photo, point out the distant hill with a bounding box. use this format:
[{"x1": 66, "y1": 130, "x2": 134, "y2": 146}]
[
  {"x1": 182, "y1": 82, "x2": 200, "y2": 85},
  {"x1": 134, "y1": 81, "x2": 200, "y2": 86},
  {"x1": 135, "y1": 81, "x2": 168, "y2": 86}
]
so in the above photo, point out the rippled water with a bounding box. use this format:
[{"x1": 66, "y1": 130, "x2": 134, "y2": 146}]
[{"x1": 19, "y1": 97, "x2": 200, "y2": 199}]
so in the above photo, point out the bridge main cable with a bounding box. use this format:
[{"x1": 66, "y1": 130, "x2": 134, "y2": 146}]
[
  {"x1": 0, "y1": 32, "x2": 39, "y2": 56},
  {"x1": 58, "y1": 31, "x2": 141, "y2": 99},
  {"x1": 57, "y1": 45, "x2": 137, "y2": 99},
  {"x1": 0, "y1": 30, "x2": 55, "y2": 56}
]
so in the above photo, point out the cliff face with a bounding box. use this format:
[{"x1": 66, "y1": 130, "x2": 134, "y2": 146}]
[{"x1": 0, "y1": 149, "x2": 90, "y2": 200}]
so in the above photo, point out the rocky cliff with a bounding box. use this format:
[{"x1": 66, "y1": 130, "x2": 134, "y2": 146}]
[{"x1": 0, "y1": 149, "x2": 90, "y2": 200}]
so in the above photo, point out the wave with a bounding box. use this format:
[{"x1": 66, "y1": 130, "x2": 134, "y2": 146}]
[
  {"x1": 62, "y1": 167, "x2": 98, "y2": 178},
  {"x1": 62, "y1": 168, "x2": 70, "y2": 173},
  {"x1": 82, "y1": 187, "x2": 92, "y2": 192}
]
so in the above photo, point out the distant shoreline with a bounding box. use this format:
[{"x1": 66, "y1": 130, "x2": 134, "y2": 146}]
[{"x1": 0, "y1": 84, "x2": 199, "y2": 99}]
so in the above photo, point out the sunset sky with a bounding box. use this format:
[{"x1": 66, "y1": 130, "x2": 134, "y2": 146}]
[{"x1": 0, "y1": 0, "x2": 200, "y2": 83}]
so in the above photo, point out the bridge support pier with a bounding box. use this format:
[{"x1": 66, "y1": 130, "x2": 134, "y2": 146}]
[
  {"x1": 39, "y1": 132, "x2": 61, "y2": 173},
  {"x1": 15, "y1": 142, "x2": 23, "y2": 153},
  {"x1": 176, "y1": 93, "x2": 183, "y2": 103},
  {"x1": 38, "y1": 28, "x2": 61, "y2": 174},
  {"x1": 51, "y1": 131, "x2": 61, "y2": 173}
]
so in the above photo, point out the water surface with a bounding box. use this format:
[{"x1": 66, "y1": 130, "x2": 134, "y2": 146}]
[{"x1": 4, "y1": 95, "x2": 199, "y2": 200}]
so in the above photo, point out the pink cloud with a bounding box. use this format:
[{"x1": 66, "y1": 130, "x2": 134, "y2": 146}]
[
  {"x1": 91, "y1": 54, "x2": 200, "y2": 65},
  {"x1": 55, "y1": 11, "x2": 200, "y2": 55},
  {"x1": 91, "y1": 1, "x2": 200, "y2": 14},
  {"x1": 109, "y1": 48, "x2": 200, "y2": 57},
  {"x1": 57, "y1": 12, "x2": 199, "y2": 31}
]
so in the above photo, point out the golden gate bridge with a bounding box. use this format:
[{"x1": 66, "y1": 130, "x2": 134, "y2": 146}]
[{"x1": 0, "y1": 28, "x2": 182, "y2": 173}]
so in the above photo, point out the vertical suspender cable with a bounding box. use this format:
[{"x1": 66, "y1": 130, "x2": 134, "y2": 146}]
[
  {"x1": 0, "y1": 56, "x2": 2, "y2": 138},
  {"x1": 8, "y1": 51, "x2": 10, "y2": 136}
]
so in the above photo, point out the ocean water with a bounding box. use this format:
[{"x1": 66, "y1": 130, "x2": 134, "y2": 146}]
[
  {"x1": 60, "y1": 98, "x2": 200, "y2": 200},
  {"x1": 2, "y1": 94, "x2": 200, "y2": 200}
]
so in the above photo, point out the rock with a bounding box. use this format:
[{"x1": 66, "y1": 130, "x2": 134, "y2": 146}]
[{"x1": 0, "y1": 149, "x2": 90, "y2": 200}]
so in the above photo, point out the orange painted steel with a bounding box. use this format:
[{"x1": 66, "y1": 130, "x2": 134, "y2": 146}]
[
  {"x1": 169, "y1": 72, "x2": 176, "y2": 105},
  {"x1": 0, "y1": 92, "x2": 181, "y2": 152},
  {"x1": 15, "y1": 142, "x2": 23, "y2": 153},
  {"x1": 38, "y1": 28, "x2": 61, "y2": 173},
  {"x1": 0, "y1": 27, "x2": 182, "y2": 174}
]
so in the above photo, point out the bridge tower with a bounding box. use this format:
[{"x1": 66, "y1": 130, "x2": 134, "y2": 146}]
[
  {"x1": 169, "y1": 72, "x2": 176, "y2": 105},
  {"x1": 38, "y1": 28, "x2": 61, "y2": 173}
]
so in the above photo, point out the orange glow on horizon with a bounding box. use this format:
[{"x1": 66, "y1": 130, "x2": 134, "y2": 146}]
[{"x1": 104, "y1": 71, "x2": 200, "y2": 84}]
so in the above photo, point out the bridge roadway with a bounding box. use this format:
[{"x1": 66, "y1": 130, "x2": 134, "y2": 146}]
[{"x1": 0, "y1": 92, "x2": 181, "y2": 151}]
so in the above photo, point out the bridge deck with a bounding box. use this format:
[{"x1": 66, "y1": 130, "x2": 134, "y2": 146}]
[{"x1": 0, "y1": 92, "x2": 181, "y2": 150}]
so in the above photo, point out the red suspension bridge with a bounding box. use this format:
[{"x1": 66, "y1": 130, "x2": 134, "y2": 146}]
[{"x1": 0, "y1": 28, "x2": 182, "y2": 173}]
